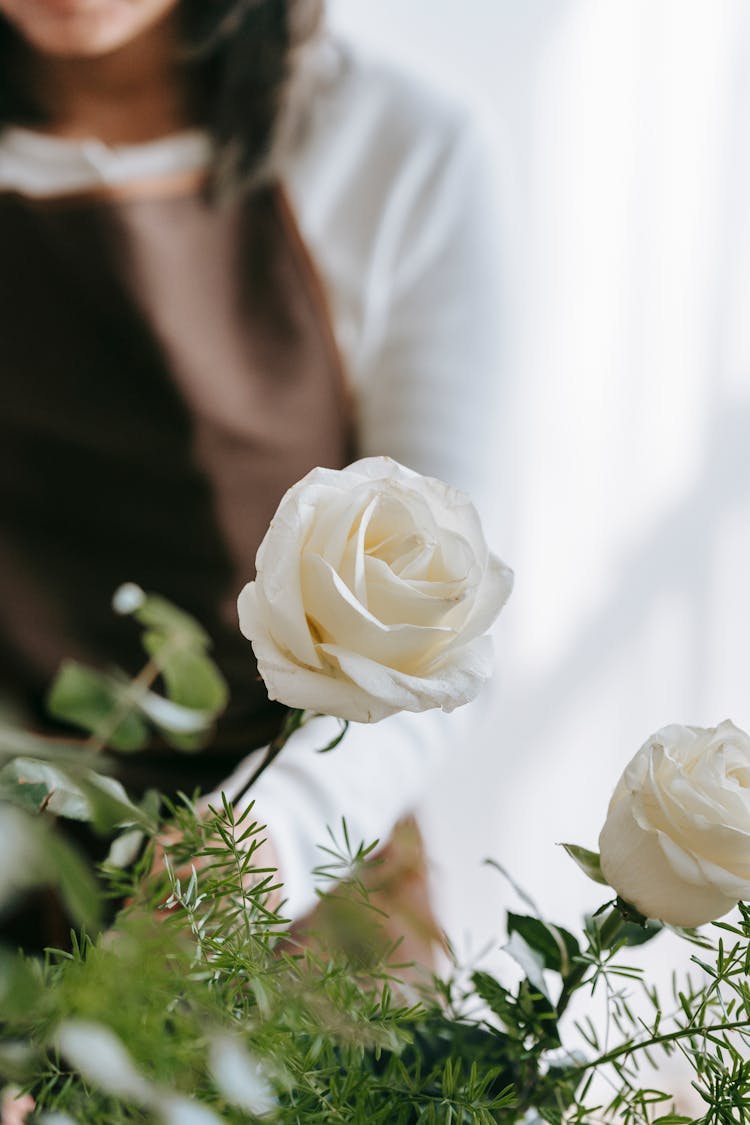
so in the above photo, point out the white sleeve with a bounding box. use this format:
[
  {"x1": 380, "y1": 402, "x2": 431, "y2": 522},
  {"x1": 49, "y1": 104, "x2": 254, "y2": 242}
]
[
  {"x1": 215, "y1": 707, "x2": 470, "y2": 918},
  {"x1": 354, "y1": 115, "x2": 505, "y2": 520},
  {"x1": 217, "y1": 106, "x2": 506, "y2": 920}
]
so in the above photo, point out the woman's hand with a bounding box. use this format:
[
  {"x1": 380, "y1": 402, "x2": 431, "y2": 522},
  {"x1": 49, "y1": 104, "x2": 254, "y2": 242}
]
[{"x1": 0, "y1": 1089, "x2": 34, "y2": 1125}]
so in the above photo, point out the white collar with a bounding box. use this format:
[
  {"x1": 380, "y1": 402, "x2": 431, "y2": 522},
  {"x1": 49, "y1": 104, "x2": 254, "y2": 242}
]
[{"x1": 0, "y1": 126, "x2": 212, "y2": 196}]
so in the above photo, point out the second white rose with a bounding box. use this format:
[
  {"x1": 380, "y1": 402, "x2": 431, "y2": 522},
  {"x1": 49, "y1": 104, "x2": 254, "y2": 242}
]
[
  {"x1": 599, "y1": 720, "x2": 750, "y2": 927},
  {"x1": 237, "y1": 457, "x2": 513, "y2": 723}
]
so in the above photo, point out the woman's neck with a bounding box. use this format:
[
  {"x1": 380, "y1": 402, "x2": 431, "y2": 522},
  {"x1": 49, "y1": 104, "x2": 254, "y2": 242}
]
[{"x1": 20, "y1": 10, "x2": 195, "y2": 145}]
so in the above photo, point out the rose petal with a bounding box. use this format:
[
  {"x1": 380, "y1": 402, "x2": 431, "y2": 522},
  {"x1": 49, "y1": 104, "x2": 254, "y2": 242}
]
[
  {"x1": 302, "y1": 554, "x2": 456, "y2": 672},
  {"x1": 320, "y1": 634, "x2": 494, "y2": 717},
  {"x1": 431, "y1": 554, "x2": 514, "y2": 656},
  {"x1": 599, "y1": 790, "x2": 738, "y2": 926},
  {"x1": 304, "y1": 481, "x2": 374, "y2": 571},
  {"x1": 675, "y1": 839, "x2": 750, "y2": 897},
  {"x1": 362, "y1": 555, "x2": 469, "y2": 628},
  {"x1": 338, "y1": 492, "x2": 379, "y2": 606},
  {"x1": 250, "y1": 500, "x2": 322, "y2": 669},
  {"x1": 238, "y1": 581, "x2": 317, "y2": 672},
  {"x1": 657, "y1": 830, "x2": 750, "y2": 899},
  {"x1": 245, "y1": 608, "x2": 391, "y2": 722}
]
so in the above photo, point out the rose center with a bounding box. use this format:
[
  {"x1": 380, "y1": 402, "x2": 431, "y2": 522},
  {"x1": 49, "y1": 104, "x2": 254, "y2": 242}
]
[{"x1": 728, "y1": 764, "x2": 750, "y2": 788}]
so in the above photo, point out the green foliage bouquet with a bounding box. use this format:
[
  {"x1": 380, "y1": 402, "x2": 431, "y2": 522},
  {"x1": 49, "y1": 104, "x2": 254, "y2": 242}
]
[{"x1": 0, "y1": 458, "x2": 748, "y2": 1124}]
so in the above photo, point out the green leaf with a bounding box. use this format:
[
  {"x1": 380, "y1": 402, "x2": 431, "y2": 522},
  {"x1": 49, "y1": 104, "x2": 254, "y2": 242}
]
[
  {"x1": 47, "y1": 661, "x2": 149, "y2": 751},
  {"x1": 561, "y1": 843, "x2": 608, "y2": 885},
  {"x1": 484, "y1": 857, "x2": 542, "y2": 916},
  {"x1": 141, "y1": 634, "x2": 228, "y2": 716},
  {"x1": 0, "y1": 804, "x2": 100, "y2": 930},
  {"x1": 0, "y1": 759, "x2": 152, "y2": 834},
  {"x1": 0, "y1": 949, "x2": 44, "y2": 1031},
  {"x1": 53, "y1": 831, "x2": 102, "y2": 931},
  {"x1": 134, "y1": 687, "x2": 219, "y2": 752},
  {"x1": 114, "y1": 588, "x2": 229, "y2": 749},
  {"x1": 137, "y1": 688, "x2": 215, "y2": 733},
  {"x1": 75, "y1": 773, "x2": 154, "y2": 835},
  {"x1": 317, "y1": 719, "x2": 349, "y2": 754},
  {"x1": 471, "y1": 971, "x2": 515, "y2": 1027},
  {"x1": 507, "y1": 913, "x2": 580, "y2": 977},
  {"x1": 666, "y1": 923, "x2": 716, "y2": 950},
  {"x1": 0, "y1": 1041, "x2": 39, "y2": 1086},
  {"x1": 614, "y1": 915, "x2": 663, "y2": 948},
  {"x1": 158, "y1": 730, "x2": 210, "y2": 753},
  {"x1": 537, "y1": 1106, "x2": 565, "y2": 1125},
  {"x1": 114, "y1": 585, "x2": 209, "y2": 645},
  {"x1": 1, "y1": 758, "x2": 88, "y2": 820},
  {"x1": 105, "y1": 827, "x2": 146, "y2": 869},
  {"x1": 516, "y1": 978, "x2": 561, "y2": 1046},
  {"x1": 0, "y1": 803, "x2": 48, "y2": 908},
  {"x1": 0, "y1": 725, "x2": 115, "y2": 770},
  {"x1": 0, "y1": 776, "x2": 49, "y2": 814},
  {"x1": 504, "y1": 930, "x2": 552, "y2": 1002},
  {"x1": 536, "y1": 1061, "x2": 586, "y2": 1125}
]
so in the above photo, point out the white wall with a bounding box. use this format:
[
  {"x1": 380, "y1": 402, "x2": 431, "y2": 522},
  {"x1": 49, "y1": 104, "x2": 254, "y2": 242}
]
[{"x1": 328, "y1": 1, "x2": 750, "y2": 976}]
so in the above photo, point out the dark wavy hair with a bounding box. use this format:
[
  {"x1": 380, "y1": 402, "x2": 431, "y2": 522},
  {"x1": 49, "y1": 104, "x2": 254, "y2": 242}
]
[{"x1": 0, "y1": 0, "x2": 324, "y2": 188}]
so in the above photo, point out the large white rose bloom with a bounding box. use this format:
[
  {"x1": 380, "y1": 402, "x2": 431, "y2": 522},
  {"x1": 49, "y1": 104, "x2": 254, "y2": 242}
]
[
  {"x1": 599, "y1": 720, "x2": 750, "y2": 926},
  {"x1": 237, "y1": 457, "x2": 513, "y2": 723}
]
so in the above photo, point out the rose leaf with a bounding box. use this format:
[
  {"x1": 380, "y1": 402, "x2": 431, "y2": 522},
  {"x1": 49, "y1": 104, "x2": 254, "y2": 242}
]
[{"x1": 560, "y1": 843, "x2": 608, "y2": 886}]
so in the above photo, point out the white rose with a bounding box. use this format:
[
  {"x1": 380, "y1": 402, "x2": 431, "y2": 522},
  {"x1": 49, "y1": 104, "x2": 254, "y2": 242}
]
[
  {"x1": 599, "y1": 720, "x2": 750, "y2": 926},
  {"x1": 237, "y1": 457, "x2": 513, "y2": 723}
]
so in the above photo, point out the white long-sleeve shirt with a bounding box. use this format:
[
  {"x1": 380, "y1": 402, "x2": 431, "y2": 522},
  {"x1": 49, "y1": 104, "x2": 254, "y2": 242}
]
[{"x1": 0, "y1": 40, "x2": 505, "y2": 916}]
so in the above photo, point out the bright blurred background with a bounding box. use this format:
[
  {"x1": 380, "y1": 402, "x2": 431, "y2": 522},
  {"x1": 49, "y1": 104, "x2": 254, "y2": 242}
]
[{"x1": 329, "y1": 0, "x2": 750, "y2": 971}]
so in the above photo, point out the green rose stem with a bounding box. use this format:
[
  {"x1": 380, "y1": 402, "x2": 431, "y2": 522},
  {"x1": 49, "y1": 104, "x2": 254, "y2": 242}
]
[
  {"x1": 556, "y1": 904, "x2": 626, "y2": 1017},
  {"x1": 242, "y1": 707, "x2": 307, "y2": 790}
]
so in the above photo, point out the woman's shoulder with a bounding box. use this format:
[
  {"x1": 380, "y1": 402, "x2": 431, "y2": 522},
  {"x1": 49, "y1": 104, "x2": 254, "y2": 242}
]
[
  {"x1": 318, "y1": 38, "x2": 469, "y2": 139},
  {"x1": 280, "y1": 36, "x2": 480, "y2": 203},
  {"x1": 279, "y1": 38, "x2": 501, "y2": 398}
]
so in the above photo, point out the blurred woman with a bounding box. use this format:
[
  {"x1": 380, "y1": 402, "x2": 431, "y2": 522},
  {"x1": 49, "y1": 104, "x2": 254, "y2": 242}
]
[{"x1": 0, "y1": 0, "x2": 503, "y2": 951}]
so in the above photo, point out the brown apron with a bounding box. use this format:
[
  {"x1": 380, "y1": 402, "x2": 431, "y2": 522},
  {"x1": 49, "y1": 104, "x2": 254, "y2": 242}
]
[{"x1": 0, "y1": 176, "x2": 439, "y2": 962}]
